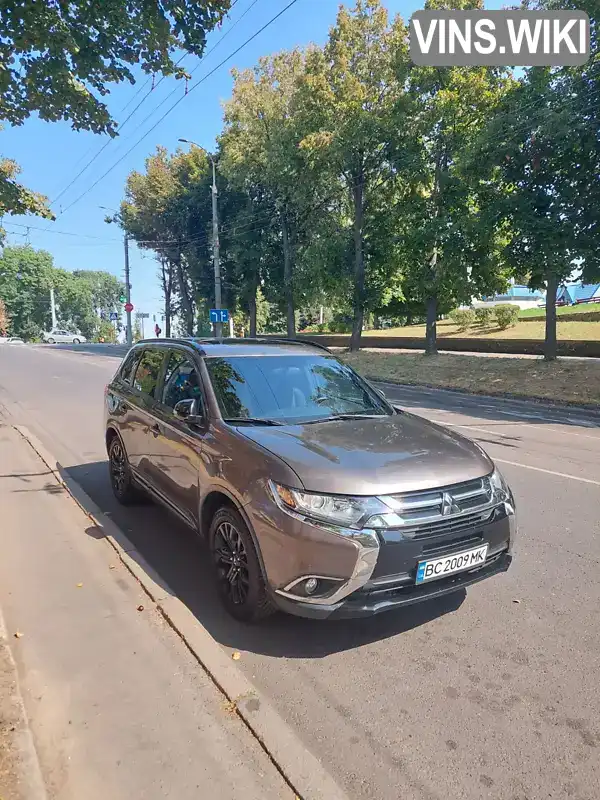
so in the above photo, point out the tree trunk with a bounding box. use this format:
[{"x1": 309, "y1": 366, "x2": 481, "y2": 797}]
[
  {"x1": 281, "y1": 214, "x2": 295, "y2": 338},
  {"x1": 248, "y1": 267, "x2": 258, "y2": 338},
  {"x1": 175, "y1": 255, "x2": 193, "y2": 335},
  {"x1": 545, "y1": 271, "x2": 558, "y2": 362},
  {"x1": 425, "y1": 295, "x2": 438, "y2": 355},
  {"x1": 160, "y1": 259, "x2": 172, "y2": 338},
  {"x1": 350, "y1": 178, "x2": 365, "y2": 352}
]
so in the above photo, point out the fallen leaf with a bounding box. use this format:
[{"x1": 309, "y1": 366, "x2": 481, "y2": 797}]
[
  {"x1": 232, "y1": 651, "x2": 241, "y2": 661},
  {"x1": 512, "y1": 599, "x2": 521, "y2": 604},
  {"x1": 109, "y1": 565, "x2": 116, "y2": 570},
  {"x1": 137, "y1": 605, "x2": 144, "y2": 612},
  {"x1": 14, "y1": 631, "x2": 24, "y2": 639},
  {"x1": 76, "y1": 583, "x2": 83, "y2": 588}
]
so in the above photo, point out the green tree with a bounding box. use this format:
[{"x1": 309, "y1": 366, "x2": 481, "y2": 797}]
[
  {"x1": 0, "y1": 245, "x2": 54, "y2": 338},
  {"x1": 0, "y1": 147, "x2": 54, "y2": 233},
  {"x1": 221, "y1": 49, "x2": 310, "y2": 337},
  {"x1": 296, "y1": 0, "x2": 410, "y2": 350},
  {"x1": 0, "y1": 0, "x2": 232, "y2": 134},
  {"x1": 0, "y1": 298, "x2": 10, "y2": 335},
  {"x1": 394, "y1": 0, "x2": 512, "y2": 355},
  {"x1": 475, "y1": 64, "x2": 600, "y2": 360},
  {"x1": 0, "y1": 0, "x2": 231, "y2": 218}
]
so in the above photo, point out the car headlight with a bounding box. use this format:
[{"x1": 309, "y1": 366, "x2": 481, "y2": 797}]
[
  {"x1": 490, "y1": 467, "x2": 510, "y2": 503},
  {"x1": 270, "y1": 482, "x2": 388, "y2": 529}
]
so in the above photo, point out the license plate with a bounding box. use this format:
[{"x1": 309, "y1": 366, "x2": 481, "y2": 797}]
[{"x1": 416, "y1": 544, "x2": 488, "y2": 585}]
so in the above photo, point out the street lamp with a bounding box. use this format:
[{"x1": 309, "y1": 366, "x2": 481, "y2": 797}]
[
  {"x1": 178, "y1": 138, "x2": 222, "y2": 339},
  {"x1": 101, "y1": 205, "x2": 132, "y2": 347}
]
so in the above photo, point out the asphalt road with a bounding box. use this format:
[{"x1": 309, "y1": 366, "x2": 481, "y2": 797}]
[{"x1": 1, "y1": 343, "x2": 599, "y2": 800}]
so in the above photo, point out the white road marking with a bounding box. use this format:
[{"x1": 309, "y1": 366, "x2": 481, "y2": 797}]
[
  {"x1": 493, "y1": 458, "x2": 600, "y2": 486},
  {"x1": 431, "y1": 419, "x2": 600, "y2": 442}
]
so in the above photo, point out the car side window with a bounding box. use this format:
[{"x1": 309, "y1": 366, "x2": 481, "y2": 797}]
[
  {"x1": 132, "y1": 349, "x2": 164, "y2": 398},
  {"x1": 161, "y1": 350, "x2": 204, "y2": 411},
  {"x1": 119, "y1": 351, "x2": 141, "y2": 385}
]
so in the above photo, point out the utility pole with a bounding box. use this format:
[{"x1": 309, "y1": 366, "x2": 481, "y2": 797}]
[
  {"x1": 50, "y1": 287, "x2": 57, "y2": 329},
  {"x1": 210, "y1": 157, "x2": 223, "y2": 339},
  {"x1": 178, "y1": 139, "x2": 222, "y2": 338},
  {"x1": 100, "y1": 206, "x2": 132, "y2": 347},
  {"x1": 124, "y1": 233, "x2": 132, "y2": 346}
]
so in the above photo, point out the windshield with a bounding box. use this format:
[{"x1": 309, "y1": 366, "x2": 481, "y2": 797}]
[{"x1": 205, "y1": 354, "x2": 392, "y2": 424}]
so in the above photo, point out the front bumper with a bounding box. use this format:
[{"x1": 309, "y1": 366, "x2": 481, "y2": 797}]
[
  {"x1": 270, "y1": 505, "x2": 515, "y2": 619},
  {"x1": 273, "y1": 550, "x2": 511, "y2": 619}
]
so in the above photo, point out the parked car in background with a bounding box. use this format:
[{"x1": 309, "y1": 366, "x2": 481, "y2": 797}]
[
  {"x1": 105, "y1": 338, "x2": 516, "y2": 623},
  {"x1": 43, "y1": 328, "x2": 87, "y2": 344},
  {"x1": 1, "y1": 336, "x2": 25, "y2": 345}
]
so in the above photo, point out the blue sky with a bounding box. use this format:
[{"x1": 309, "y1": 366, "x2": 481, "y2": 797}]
[{"x1": 2, "y1": 0, "x2": 502, "y2": 325}]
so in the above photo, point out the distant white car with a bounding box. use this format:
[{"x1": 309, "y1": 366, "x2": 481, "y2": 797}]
[
  {"x1": 7, "y1": 337, "x2": 25, "y2": 345},
  {"x1": 42, "y1": 328, "x2": 87, "y2": 344}
]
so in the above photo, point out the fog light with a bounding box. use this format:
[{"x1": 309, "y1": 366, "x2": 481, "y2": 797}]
[{"x1": 305, "y1": 578, "x2": 318, "y2": 595}]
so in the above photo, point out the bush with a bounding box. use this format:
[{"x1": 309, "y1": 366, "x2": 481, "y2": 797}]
[
  {"x1": 474, "y1": 306, "x2": 495, "y2": 327},
  {"x1": 494, "y1": 304, "x2": 520, "y2": 330},
  {"x1": 449, "y1": 308, "x2": 475, "y2": 331}
]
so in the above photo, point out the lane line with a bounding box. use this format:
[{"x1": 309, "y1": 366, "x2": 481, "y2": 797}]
[
  {"x1": 431, "y1": 419, "x2": 600, "y2": 443},
  {"x1": 492, "y1": 458, "x2": 600, "y2": 486}
]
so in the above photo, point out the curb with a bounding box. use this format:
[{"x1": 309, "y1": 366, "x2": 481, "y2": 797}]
[
  {"x1": 13, "y1": 425, "x2": 349, "y2": 800},
  {"x1": 0, "y1": 606, "x2": 48, "y2": 800}
]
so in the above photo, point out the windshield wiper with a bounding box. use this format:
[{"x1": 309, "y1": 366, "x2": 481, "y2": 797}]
[
  {"x1": 304, "y1": 413, "x2": 387, "y2": 424},
  {"x1": 224, "y1": 417, "x2": 284, "y2": 426}
]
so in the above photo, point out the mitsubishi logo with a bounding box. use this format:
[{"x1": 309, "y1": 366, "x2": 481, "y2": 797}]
[{"x1": 442, "y1": 491, "x2": 461, "y2": 516}]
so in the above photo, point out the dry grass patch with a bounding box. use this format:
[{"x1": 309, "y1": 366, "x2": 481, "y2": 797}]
[
  {"x1": 366, "y1": 318, "x2": 600, "y2": 341},
  {"x1": 343, "y1": 351, "x2": 600, "y2": 407}
]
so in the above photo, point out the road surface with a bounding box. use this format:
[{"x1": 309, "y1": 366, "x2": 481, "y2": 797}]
[{"x1": 1, "y1": 343, "x2": 599, "y2": 800}]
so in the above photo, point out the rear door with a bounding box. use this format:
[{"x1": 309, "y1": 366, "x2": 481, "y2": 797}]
[
  {"x1": 149, "y1": 347, "x2": 206, "y2": 527},
  {"x1": 127, "y1": 347, "x2": 168, "y2": 486}
]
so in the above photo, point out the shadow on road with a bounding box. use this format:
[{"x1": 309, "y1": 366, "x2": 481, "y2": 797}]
[
  {"x1": 67, "y1": 460, "x2": 465, "y2": 658},
  {"x1": 39, "y1": 343, "x2": 130, "y2": 358}
]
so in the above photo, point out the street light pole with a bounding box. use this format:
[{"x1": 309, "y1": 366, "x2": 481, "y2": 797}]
[
  {"x1": 178, "y1": 138, "x2": 222, "y2": 339},
  {"x1": 124, "y1": 232, "x2": 132, "y2": 346},
  {"x1": 101, "y1": 205, "x2": 132, "y2": 347}
]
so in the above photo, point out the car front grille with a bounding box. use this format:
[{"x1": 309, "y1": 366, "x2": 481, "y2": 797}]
[
  {"x1": 384, "y1": 476, "x2": 495, "y2": 539},
  {"x1": 408, "y1": 510, "x2": 493, "y2": 540}
]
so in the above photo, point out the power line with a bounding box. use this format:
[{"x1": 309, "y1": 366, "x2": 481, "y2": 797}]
[
  {"x1": 3, "y1": 222, "x2": 122, "y2": 241},
  {"x1": 50, "y1": 0, "x2": 250, "y2": 212},
  {"x1": 57, "y1": 0, "x2": 301, "y2": 218}
]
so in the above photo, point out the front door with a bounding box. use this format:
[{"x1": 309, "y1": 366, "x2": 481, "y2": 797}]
[
  {"x1": 150, "y1": 348, "x2": 205, "y2": 527},
  {"x1": 127, "y1": 347, "x2": 167, "y2": 485}
]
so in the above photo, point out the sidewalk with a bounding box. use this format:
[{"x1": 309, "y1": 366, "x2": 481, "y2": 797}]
[{"x1": 0, "y1": 424, "x2": 294, "y2": 800}]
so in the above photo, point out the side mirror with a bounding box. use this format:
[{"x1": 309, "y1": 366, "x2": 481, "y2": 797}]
[{"x1": 173, "y1": 398, "x2": 204, "y2": 426}]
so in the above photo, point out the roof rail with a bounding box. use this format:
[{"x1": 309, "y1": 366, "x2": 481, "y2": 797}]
[{"x1": 256, "y1": 336, "x2": 331, "y2": 353}]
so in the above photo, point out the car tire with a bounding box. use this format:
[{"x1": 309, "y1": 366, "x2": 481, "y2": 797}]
[
  {"x1": 209, "y1": 506, "x2": 275, "y2": 623},
  {"x1": 73, "y1": 338, "x2": 81, "y2": 344},
  {"x1": 47, "y1": 338, "x2": 55, "y2": 344},
  {"x1": 108, "y1": 436, "x2": 140, "y2": 506}
]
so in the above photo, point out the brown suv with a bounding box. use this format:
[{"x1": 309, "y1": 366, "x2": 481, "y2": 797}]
[{"x1": 105, "y1": 338, "x2": 515, "y2": 621}]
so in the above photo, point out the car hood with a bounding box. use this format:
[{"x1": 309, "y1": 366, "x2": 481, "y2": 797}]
[{"x1": 237, "y1": 412, "x2": 493, "y2": 495}]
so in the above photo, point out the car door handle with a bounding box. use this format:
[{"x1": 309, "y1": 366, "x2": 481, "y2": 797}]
[{"x1": 150, "y1": 424, "x2": 161, "y2": 438}]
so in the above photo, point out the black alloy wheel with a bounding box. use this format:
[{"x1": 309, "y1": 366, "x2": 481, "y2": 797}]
[
  {"x1": 209, "y1": 507, "x2": 274, "y2": 623},
  {"x1": 108, "y1": 436, "x2": 138, "y2": 505}
]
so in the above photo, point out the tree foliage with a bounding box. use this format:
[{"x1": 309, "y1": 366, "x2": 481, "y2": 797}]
[
  {"x1": 117, "y1": 0, "x2": 599, "y2": 358},
  {"x1": 0, "y1": 0, "x2": 231, "y2": 219},
  {"x1": 0, "y1": 245, "x2": 122, "y2": 340},
  {"x1": 0, "y1": 0, "x2": 232, "y2": 134}
]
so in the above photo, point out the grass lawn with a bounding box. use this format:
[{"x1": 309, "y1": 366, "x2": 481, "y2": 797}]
[
  {"x1": 518, "y1": 304, "x2": 600, "y2": 319},
  {"x1": 343, "y1": 351, "x2": 600, "y2": 407},
  {"x1": 365, "y1": 316, "x2": 600, "y2": 341}
]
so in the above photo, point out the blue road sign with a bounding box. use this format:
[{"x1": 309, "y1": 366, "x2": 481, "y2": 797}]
[
  {"x1": 109, "y1": 311, "x2": 118, "y2": 321},
  {"x1": 210, "y1": 309, "x2": 229, "y2": 324}
]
